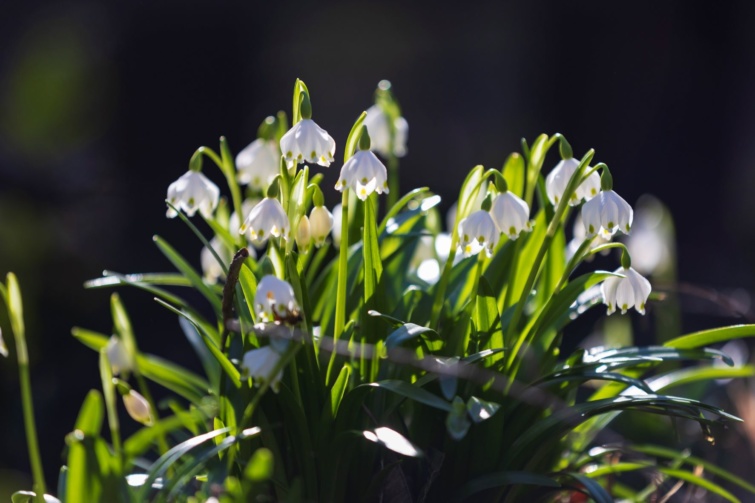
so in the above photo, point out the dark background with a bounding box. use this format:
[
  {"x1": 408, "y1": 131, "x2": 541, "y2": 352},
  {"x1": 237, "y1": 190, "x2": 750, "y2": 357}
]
[{"x1": 2, "y1": 0, "x2": 755, "y2": 497}]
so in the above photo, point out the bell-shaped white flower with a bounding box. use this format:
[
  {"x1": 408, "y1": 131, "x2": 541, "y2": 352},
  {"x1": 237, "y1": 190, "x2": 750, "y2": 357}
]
[
  {"x1": 123, "y1": 390, "x2": 153, "y2": 425},
  {"x1": 166, "y1": 170, "x2": 220, "y2": 218},
  {"x1": 489, "y1": 191, "x2": 532, "y2": 240},
  {"x1": 335, "y1": 127, "x2": 389, "y2": 201},
  {"x1": 309, "y1": 205, "x2": 334, "y2": 247},
  {"x1": 582, "y1": 189, "x2": 633, "y2": 239},
  {"x1": 566, "y1": 213, "x2": 610, "y2": 261},
  {"x1": 458, "y1": 210, "x2": 499, "y2": 257},
  {"x1": 105, "y1": 336, "x2": 133, "y2": 376},
  {"x1": 364, "y1": 104, "x2": 409, "y2": 158},
  {"x1": 236, "y1": 138, "x2": 281, "y2": 191},
  {"x1": 280, "y1": 118, "x2": 336, "y2": 169},
  {"x1": 241, "y1": 346, "x2": 284, "y2": 392},
  {"x1": 254, "y1": 275, "x2": 300, "y2": 323},
  {"x1": 545, "y1": 158, "x2": 601, "y2": 207},
  {"x1": 240, "y1": 197, "x2": 290, "y2": 245},
  {"x1": 602, "y1": 266, "x2": 652, "y2": 315}
]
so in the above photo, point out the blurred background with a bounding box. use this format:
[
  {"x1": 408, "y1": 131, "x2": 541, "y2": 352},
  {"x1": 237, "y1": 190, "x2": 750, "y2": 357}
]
[{"x1": 2, "y1": 0, "x2": 755, "y2": 498}]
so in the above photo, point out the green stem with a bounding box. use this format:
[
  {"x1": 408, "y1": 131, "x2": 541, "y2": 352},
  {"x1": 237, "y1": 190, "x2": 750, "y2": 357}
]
[
  {"x1": 503, "y1": 150, "x2": 594, "y2": 379},
  {"x1": 99, "y1": 351, "x2": 122, "y2": 473},
  {"x1": 327, "y1": 190, "x2": 350, "y2": 385},
  {"x1": 387, "y1": 154, "x2": 399, "y2": 210},
  {"x1": 134, "y1": 372, "x2": 169, "y2": 456},
  {"x1": 429, "y1": 230, "x2": 459, "y2": 330},
  {"x1": 201, "y1": 144, "x2": 244, "y2": 227}
]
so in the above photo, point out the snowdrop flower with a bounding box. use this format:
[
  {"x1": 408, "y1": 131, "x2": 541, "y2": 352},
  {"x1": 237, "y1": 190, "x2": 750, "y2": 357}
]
[
  {"x1": 296, "y1": 215, "x2": 311, "y2": 250},
  {"x1": 335, "y1": 126, "x2": 389, "y2": 201},
  {"x1": 309, "y1": 205, "x2": 334, "y2": 247},
  {"x1": 364, "y1": 104, "x2": 408, "y2": 158},
  {"x1": 331, "y1": 204, "x2": 343, "y2": 249},
  {"x1": 229, "y1": 199, "x2": 260, "y2": 244},
  {"x1": 123, "y1": 390, "x2": 153, "y2": 425},
  {"x1": 489, "y1": 190, "x2": 532, "y2": 240},
  {"x1": 254, "y1": 275, "x2": 300, "y2": 323},
  {"x1": 241, "y1": 346, "x2": 284, "y2": 392},
  {"x1": 105, "y1": 336, "x2": 132, "y2": 376},
  {"x1": 280, "y1": 92, "x2": 335, "y2": 169},
  {"x1": 240, "y1": 197, "x2": 290, "y2": 245},
  {"x1": 166, "y1": 169, "x2": 220, "y2": 218},
  {"x1": 545, "y1": 158, "x2": 601, "y2": 207},
  {"x1": 602, "y1": 265, "x2": 652, "y2": 315},
  {"x1": 581, "y1": 168, "x2": 633, "y2": 239},
  {"x1": 236, "y1": 138, "x2": 280, "y2": 191},
  {"x1": 458, "y1": 210, "x2": 499, "y2": 257}
]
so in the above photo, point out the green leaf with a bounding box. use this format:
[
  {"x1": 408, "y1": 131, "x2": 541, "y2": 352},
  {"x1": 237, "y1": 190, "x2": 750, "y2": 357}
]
[
  {"x1": 502, "y1": 152, "x2": 525, "y2": 198},
  {"x1": 648, "y1": 365, "x2": 755, "y2": 392},
  {"x1": 66, "y1": 390, "x2": 105, "y2": 503},
  {"x1": 123, "y1": 411, "x2": 203, "y2": 458},
  {"x1": 385, "y1": 323, "x2": 437, "y2": 349},
  {"x1": 657, "y1": 468, "x2": 739, "y2": 502},
  {"x1": 343, "y1": 111, "x2": 368, "y2": 162},
  {"x1": 366, "y1": 380, "x2": 452, "y2": 411},
  {"x1": 153, "y1": 235, "x2": 222, "y2": 314},
  {"x1": 245, "y1": 447, "x2": 274, "y2": 482},
  {"x1": 85, "y1": 271, "x2": 191, "y2": 309},
  {"x1": 664, "y1": 324, "x2": 755, "y2": 349},
  {"x1": 330, "y1": 364, "x2": 352, "y2": 417}
]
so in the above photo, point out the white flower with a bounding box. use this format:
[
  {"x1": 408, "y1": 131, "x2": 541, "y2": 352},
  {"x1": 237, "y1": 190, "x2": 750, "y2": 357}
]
[
  {"x1": 364, "y1": 104, "x2": 409, "y2": 158},
  {"x1": 601, "y1": 266, "x2": 652, "y2": 315},
  {"x1": 458, "y1": 210, "x2": 499, "y2": 257},
  {"x1": 105, "y1": 336, "x2": 132, "y2": 376},
  {"x1": 296, "y1": 215, "x2": 311, "y2": 249},
  {"x1": 331, "y1": 204, "x2": 343, "y2": 249},
  {"x1": 335, "y1": 150, "x2": 389, "y2": 201},
  {"x1": 566, "y1": 213, "x2": 610, "y2": 261},
  {"x1": 240, "y1": 198, "x2": 290, "y2": 245},
  {"x1": 545, "y1": 158, "x2": 600, "y2": 206},
  {"x1": 236, "y1": 138, "x2": 280, "y2": 191},
  {"x1": 309, "y1": 206, "x2": 334, "y2": 247},
  {"x1": 581, "y1": 190, "x2": 633, "y2": 239},
  {"x1": 166, "y1": 170, "x2": 220, "y2": 218},
  {"x1": 123, "y1": 390, "x2": 153, "y2": 425},
  {"x1": 241, "y1": 346, "x2": 284, "y2": 392},
  {"x1": 489, "y1": 191, "x2": 532, "y2": 240},
  {"x1": 254, "y1": 275, "x2": 300, "y2": 323},
  {"x1": 280, "y1": 119, "x2": 336, "y2": 169}
]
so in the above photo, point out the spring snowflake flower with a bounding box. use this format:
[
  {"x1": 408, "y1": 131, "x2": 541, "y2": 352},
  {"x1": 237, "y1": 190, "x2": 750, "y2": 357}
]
[
  {"x1": 296, "y1": 215, "x2": 311, "y2": 250},
  {"x1": 105, "y1": 336, "x2": 132, "y2": 376},
  {"x1": 236, "y1": 138, "x2": 281, "y2": 191},
  {"x1": 458, "y1": 210, "x2": 499, "y2": 257},
  {"x1": 166, "y1": 170, "x2": 220, "y2": 218},
  {"x1": 364, "y1": 104, "x2": 409, "y2": 158},
  {"x1": 239, "y1": 197, "x2": 290, "y2": 245},
  {"x1": 280, "y1": 92, "x2": 335, "y2": 169},
  {"x1": 123, "y1": 390, "x2": 153, "y2": 425},
  {"x1": 254, "y1": 275, "x2": 300, "y2": 323},
  {"x1": 335, "y1": 127, "x2": 389, "y2": 201},
  {"x1": 545, "y1": 158, "x2": 601, "y2": 206},
  {"x1": 581, "y1": 189, "x2": 633, "y2": 239},
  {"x1": 489, "y1": 191, "x2": 532, "y2": 240},
  {"x1": 309, "y1": 205, "x2": 334, "y2": 247},
  {"x1": 241, "y1": 346, "x2": 284, "y2": 392},
  {"x1": 602, "y1": 266, "x2": 652, "y2": 315}
]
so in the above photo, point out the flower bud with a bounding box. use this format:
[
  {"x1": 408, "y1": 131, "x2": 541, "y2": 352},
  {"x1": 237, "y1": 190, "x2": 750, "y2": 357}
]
[
  {"x1": 296, "y1": 215, "x2": 311, "y2": 250},
  {"x1": 105, "y1": 335, "x2": 133, "y2": 376},
  {"x1": 309, "y1": 206, "x2": 334, "y2": 247},
  {"x1": 123, "y1": 390, "x2": 153, "y2": 425}
]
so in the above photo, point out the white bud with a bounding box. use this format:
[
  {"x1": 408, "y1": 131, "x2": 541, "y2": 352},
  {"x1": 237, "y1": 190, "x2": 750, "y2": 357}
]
[
  {"x1": 296, "y1": 215, "x2": 311, "y2": 250},
  {"x1": 123, "y1": 390, "x2": 153, "y2": 425}
]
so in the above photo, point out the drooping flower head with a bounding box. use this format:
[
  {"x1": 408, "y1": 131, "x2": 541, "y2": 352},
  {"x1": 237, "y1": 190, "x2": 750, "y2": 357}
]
[
  {"x1": 602, "y1": 252, "x2": 652, "y2": 315},
  {"x1": 105, "y1": 335, "x2": 133, "y2": 376},
  {"x1": 458, "y1": 210, "x2": 499, "y2": 257},
  {"x1": 309, "y1": 204, "x2": 334, "y2": 248},
  {"x1": 123, "y1": 390, "x2": 154, "y2": 426},
  {"x1": 236, "y1": 117, "x2": 281, "y2": 191},
  {"x1": 241, "y1": 346, "x2": 284, "y2": 392},
  {"x1": 280, "y1": 91, "x2": 336, "y2": 169},
  {"x1": 545, "y1": 158, "x2": 601, "y2": 207},
  {"x1": 240, "y1": 197, "x2": 290, "y2": 246},
  {"x1": 335, "y1": 126, "x2": 389, "y2": 201},
  {"x1": 254, "y1": 275, "x2": 300, "y2": 323},
  {"x1": 581, "y1": 167, "x2": 633, "y2": 239},
  {"x1": 166, "y1": 156, "x2": 220, "y2": 218},
  {"x1": 489, "y1": 179, "x2": 532, "y2": 240},
  {"x1": 363, "y1": 81, "x2": 408, "y2": 158}
]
